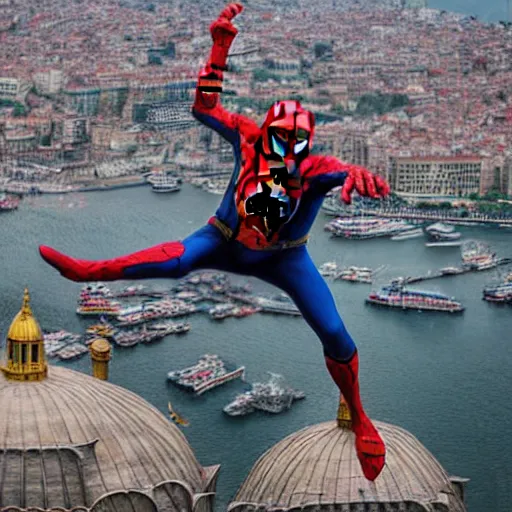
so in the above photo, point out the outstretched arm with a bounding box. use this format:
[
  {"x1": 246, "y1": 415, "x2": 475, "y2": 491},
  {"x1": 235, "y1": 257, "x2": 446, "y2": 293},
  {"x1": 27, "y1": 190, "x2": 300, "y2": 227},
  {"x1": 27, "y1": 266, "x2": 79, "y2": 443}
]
[
  {"x1": 192, "y1": 3, "x2": 260, "y2": 146},
  {"x1": 302, "y1": 155, "x2": 390, "y2": 204}
]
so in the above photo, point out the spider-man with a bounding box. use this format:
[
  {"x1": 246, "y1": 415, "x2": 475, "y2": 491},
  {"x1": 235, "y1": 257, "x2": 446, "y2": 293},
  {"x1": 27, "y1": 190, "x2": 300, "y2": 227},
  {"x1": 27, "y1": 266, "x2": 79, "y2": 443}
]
[{"x1": 39, "y1": 3, "x2": 390, "y2": 480}]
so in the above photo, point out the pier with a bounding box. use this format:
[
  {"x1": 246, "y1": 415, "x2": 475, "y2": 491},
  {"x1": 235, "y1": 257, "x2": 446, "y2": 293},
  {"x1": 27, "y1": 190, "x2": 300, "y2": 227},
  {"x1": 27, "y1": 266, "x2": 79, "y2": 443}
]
[{"x1": 402, "y1": 257, "x2": 512, "y2": 285}]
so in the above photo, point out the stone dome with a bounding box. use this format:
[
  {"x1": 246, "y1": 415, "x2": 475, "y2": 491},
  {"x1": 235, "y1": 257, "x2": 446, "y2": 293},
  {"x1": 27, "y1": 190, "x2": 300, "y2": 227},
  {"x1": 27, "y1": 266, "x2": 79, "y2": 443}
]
[
  {"x1": 0, "y1": 365, "x2": 219, "y2": 512},
  {"x1": 228, "y1": 420, "x2": 468, "y2": 512}
]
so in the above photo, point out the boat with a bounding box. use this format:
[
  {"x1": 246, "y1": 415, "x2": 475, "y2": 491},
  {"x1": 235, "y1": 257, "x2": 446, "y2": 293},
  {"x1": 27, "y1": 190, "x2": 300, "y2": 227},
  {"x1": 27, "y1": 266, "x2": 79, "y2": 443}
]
[
  {"x1": 79, "y1": 283, "x2": 112, "y2": 299},
  {"x1": 223, "y1": 373, "x2": 305, "y2": 416},
  {"x1": 209, "y1": 303, "x2": 237, "y2": 320},
  {"x1": 319, "y1": 261, "x2": 339, "y2": 277},
  {"x1": 425, "y1": 222, "x2": 461, "y2": 241},
  {"x1": 366, "y1": 280, "x2": 464, "y2": 313},
  {"x1": 483, "y1": 274, "x2": 512, "y2": 302},
  {"x1": 167, "y1": 402, "x2": 190, "y2": 427},
  {"x1": 114, "y1": 284, "x2": 149, "y2": 298},
  {"x1": 425, "y1": 240, "x2": 463, "y2": 247},
  {"x1": 460, "y1": 240, "x2": 497, "y2": 271},
  {"x1": 0, "y1": 193, "x2": 19, "y2": 211},
  {"x1": 391, "y1": 227, "x2": 424, "y2": 241},
  {"x1": 326, "y1": 217, "x2": 416, "y2": 240},
  {"x1": 44, "y1": 330, "x2": 83, "y2": 357},
  {"x1": 253, "y1": 295, "x2": 301, "y2": 316},
  {"x1": 56, "y1": 343, "x2": 89, "y2": 361},
  {"x1": 167, "y1": 354, "x2": 245, "y2": 395},
  {"x1": 334, "y1": 266, "x2": 373, "y2": 284},
  {"x1": 76, "y1": 298, "x2": 122, "y2": 316},
  {"x1": 149, "y1": 174, "x2": 181, "y2": 193},
  {"x1": 85, "y1": 318, "x2": 116, "y2": 338}
]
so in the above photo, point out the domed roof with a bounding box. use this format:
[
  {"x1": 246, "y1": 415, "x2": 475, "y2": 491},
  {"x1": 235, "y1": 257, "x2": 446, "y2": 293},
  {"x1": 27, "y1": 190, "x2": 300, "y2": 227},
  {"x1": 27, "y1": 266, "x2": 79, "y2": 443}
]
[
  {"x1": 229, "y1": 420, "x2": 467, "y2": 512},
  {"x1": 7, "y1": 288, "x2": 43, "y2": 342},
  {"x1": 0, "y1": 365, "x2": 219, "y2": 512}
]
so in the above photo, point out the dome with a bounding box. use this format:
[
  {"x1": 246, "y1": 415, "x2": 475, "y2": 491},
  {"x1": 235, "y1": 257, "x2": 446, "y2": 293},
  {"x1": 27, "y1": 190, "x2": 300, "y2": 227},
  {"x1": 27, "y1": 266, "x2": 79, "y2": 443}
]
[
  {"x1": 7, "y1": 288, "x2": 43, "y2": 342},
  {"x1": 0, "y1": 365, "x2": 219, "y2": 512},
  {"x1": 229, "y1": 421, "x2": 467, "y2": 512}
]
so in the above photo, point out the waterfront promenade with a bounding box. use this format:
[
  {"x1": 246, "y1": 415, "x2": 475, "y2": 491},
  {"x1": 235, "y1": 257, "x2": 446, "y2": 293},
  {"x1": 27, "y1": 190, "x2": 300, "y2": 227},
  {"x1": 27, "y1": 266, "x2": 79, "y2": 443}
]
[{"x1": 323, "y1": 204, "x2": 512, "y2": 227}]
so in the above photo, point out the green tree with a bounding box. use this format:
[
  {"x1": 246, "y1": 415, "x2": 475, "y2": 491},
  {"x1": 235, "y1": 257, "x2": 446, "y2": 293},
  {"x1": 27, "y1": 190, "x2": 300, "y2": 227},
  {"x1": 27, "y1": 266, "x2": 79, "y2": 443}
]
[{"x1": 313, "y1": 41, "x2": 332, "y2": 60}]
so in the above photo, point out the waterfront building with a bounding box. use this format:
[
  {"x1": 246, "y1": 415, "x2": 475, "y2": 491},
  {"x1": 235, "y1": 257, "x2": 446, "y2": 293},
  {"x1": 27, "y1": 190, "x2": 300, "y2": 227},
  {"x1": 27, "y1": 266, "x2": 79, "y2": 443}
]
[
  {"x1": 0, "y1": 289, "x2": 220, "y2": 511},
  {"x1": 0, "y1": 77, "x2": 20, "y2": 100},
  {"x1": 33, "y1": 69, "x2": 64, "y2": 96},
  {"x1": 389, "y1": 155, "x2": 482, "y2": 197},
  {"x1": 63, "y1": 83, "x2": 101, "y2": 117}
]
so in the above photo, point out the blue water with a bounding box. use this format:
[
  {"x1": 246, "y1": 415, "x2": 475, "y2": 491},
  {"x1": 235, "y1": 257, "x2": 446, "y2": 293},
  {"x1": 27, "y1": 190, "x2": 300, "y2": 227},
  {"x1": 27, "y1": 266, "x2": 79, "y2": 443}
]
[
  {"x1": 1, "y1": 185, "x2": 511, "y2": 510},
  {"x1": 429, "y1": 0, "x2": 510, "y2": 22}
]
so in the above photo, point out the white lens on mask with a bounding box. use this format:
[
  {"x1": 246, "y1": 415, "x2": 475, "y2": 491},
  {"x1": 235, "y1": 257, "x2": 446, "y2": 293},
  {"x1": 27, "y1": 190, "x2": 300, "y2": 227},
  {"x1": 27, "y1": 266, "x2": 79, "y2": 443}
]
[{"x1": 294, "y1": 139, "x2": 308, "y2": 154}]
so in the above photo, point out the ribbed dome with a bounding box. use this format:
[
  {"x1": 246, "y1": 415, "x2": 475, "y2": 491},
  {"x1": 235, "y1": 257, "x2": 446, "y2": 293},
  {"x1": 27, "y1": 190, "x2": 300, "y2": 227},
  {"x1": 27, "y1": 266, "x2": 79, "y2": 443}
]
[
  {"x1": 0, "y1": 365, "x2": 219, "y2": 511},
  {"x1": 7, "y1": 288, "x2": 43, "y2": 342},
  {"x1": 229, "y1": 420, "x2": 467, "y2": 512}
]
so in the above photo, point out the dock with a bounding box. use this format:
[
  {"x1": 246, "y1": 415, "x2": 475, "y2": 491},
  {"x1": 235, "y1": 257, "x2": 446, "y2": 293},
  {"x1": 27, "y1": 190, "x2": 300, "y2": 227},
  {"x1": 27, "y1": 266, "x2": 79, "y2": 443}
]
[{"x1": 403, "y1": 257, "x2": 512, "y2": 285}]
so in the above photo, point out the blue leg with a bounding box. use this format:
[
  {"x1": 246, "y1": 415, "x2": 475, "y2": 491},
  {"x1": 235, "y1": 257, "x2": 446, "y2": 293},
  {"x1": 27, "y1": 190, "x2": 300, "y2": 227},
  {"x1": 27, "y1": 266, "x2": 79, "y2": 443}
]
[
  {"x1": 254, "y1": 246, "x2": 356, "y2": 360},
  {"x1": 123, "y1": 224, "x2": 228, "y2": 279}
]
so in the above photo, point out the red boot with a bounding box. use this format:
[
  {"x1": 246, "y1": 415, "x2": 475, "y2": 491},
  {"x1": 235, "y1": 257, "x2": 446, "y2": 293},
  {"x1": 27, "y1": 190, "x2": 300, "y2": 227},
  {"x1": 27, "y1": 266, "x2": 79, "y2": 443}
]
[
  {"x1": 39, "y1": 242, "x2": 185, "y2": 282},
  {"x1": 325, "y1": 350, "x2": 386, "y2": 481}
]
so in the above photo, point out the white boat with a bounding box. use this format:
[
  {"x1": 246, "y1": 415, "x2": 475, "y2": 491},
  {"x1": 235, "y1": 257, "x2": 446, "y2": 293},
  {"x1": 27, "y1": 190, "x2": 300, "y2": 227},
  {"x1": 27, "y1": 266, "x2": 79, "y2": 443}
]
[
  {"x1": 426, "y1": 241, "x2": 463, "y2": 247},
  {"x1": 149, "y1": 174, "x2": 181, "y2": 193},
  {"x1": 391, "y1": 227, "x2": 424, "y2": 241},
  {"x1": 425, "y1": 222, "x2": 461, "y2": 241}
]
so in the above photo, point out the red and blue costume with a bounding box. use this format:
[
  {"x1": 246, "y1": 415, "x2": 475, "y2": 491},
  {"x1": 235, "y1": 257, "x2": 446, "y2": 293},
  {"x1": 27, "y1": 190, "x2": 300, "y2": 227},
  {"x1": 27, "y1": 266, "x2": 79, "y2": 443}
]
[{"x1": 39, "y1": 4, "x2": 390, "y2": 481}]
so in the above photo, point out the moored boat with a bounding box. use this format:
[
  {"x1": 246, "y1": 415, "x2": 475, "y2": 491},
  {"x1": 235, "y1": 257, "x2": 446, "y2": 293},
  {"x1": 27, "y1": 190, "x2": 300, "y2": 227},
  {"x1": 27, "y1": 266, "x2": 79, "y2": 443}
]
[
  {"x1": 167, "y1": 354, "x2": 245, "y2": 395},
  {"x1": 366, "y1": 281, "x2": 464, "y2": 313},
  {"x1": 223, "y1": 373, "x2": 305, "y2": 416}
]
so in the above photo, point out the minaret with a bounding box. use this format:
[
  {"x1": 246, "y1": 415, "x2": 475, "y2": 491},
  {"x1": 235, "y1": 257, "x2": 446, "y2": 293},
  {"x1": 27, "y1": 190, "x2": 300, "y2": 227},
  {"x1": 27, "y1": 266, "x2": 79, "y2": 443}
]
[
  {"x1": 89, "y1": 338, "x2": 112, "y2": 381},
  {"x1": 1, "y1": 288, "x2": 48, "y2": 381}
]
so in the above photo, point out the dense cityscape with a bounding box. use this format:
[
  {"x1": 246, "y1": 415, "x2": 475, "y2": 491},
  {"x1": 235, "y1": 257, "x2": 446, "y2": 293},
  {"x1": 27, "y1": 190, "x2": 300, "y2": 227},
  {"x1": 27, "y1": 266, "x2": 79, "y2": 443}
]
[{"x1": 0, "y1": 0, "x2": 511, "y2": 207}]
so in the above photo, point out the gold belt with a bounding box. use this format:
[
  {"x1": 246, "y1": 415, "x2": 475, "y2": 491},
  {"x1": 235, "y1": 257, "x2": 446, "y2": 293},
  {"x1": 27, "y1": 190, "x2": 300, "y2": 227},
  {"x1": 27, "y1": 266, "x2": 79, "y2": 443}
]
[{"x1": 209, "y1": 217, "x2": 309, "y2": 251}]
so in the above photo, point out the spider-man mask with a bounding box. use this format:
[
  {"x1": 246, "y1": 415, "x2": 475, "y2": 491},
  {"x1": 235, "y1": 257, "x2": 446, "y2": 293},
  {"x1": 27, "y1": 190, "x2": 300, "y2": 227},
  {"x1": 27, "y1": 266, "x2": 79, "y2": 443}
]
[{"x1": 260, "y1": 100, "x2": 315, "y2": 186}]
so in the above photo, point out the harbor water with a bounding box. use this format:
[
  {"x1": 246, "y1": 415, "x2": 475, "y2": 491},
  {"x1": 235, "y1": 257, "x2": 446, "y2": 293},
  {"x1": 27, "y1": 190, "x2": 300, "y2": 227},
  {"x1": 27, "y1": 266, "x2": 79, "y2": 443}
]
[{"x1": 0, "y1": 185, "x2": 511, "y2": 511}]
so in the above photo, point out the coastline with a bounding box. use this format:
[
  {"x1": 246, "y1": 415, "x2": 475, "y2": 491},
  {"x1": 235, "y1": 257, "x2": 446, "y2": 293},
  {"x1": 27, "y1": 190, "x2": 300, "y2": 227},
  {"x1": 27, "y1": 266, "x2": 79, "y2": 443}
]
[{"x1": 0, "y1": 174, "x2": 148, "y2": 196}]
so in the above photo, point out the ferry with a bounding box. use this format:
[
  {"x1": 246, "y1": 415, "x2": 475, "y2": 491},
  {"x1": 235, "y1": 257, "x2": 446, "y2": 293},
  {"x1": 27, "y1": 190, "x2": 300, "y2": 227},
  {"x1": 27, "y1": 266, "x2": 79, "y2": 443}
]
[
  {"x1": 149, "y1": 174, "x2": 181, "y2": 193},
  {"x1": 326, "y1": 217, "x2": 415, "y2": 240},
  {"x1": 76, "y1": 298, "x2": 122, "y2": 316},
  {"x1": 483, "y1": 274, "x2": 512, "y2": 302},
  {"x1": 167, "y1": 354, "x2": 245, "y2": 395},
  {"x1": 366, "y1": 281, "x2": 464, "y2": 313},
  {"x1": 425, "y1": 222, "x2": 461, "y2": 241},
  {"x1": 223, "y1": 373, "x2": 305, "y2": 416}
]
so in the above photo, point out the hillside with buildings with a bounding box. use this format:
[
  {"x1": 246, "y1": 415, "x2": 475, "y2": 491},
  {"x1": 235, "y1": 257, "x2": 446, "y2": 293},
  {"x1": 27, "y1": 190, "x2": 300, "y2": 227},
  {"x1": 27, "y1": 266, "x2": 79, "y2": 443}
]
[{"x1": 0, "y1": 0, "x2": 511, "y2": 198}]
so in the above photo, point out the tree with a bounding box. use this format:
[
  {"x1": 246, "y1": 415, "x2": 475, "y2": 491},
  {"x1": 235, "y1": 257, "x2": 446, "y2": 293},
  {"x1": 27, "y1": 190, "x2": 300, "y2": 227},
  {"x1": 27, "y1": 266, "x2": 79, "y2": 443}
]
[{"x1": 313, "y1": 41, "x2": 332, "y2": 60}]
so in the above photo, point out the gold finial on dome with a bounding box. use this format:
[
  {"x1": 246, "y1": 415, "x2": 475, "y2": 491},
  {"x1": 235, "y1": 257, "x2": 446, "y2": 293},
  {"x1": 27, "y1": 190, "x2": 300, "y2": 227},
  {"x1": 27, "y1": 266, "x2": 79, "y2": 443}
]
[
  {"x1": 1, "y1": 288, "x2": 47, "y2": 381},
  {"x1": 337, "y1": 396, "x2": 352, "y2": 429}
]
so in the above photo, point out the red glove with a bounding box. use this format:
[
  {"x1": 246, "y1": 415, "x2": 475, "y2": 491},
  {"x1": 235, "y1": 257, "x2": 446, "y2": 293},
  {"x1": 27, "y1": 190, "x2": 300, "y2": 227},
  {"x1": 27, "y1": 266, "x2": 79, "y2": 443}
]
[
  {"x1": 209, "y1": 3, "x2": 244, "y2": 69},
  {"x1": 340, "y1": 165, "x2": 390, "y2": 205}
]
